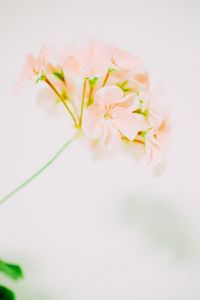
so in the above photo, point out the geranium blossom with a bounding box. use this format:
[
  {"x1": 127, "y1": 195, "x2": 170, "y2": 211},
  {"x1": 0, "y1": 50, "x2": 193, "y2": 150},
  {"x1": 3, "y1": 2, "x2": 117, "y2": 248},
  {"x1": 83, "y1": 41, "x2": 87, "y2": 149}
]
[
  {"x1": 82, "y1": 85, "x2": 144, "y2": 148},
  {"x1": 13, "y1": 47, "x2": 53, "y2": 94},
  {"x1": 59, "y1": 39, "x2": 110, "y2": 78},
  {"x1": 0, "y1": 38, "x2": 172, "y2": 205},
  {"x1": 109, "y1": 46, "x2": 145, "y2": 74},
  {"x1": 12, "y1": 38, "x2": 170, "y2": 166}
]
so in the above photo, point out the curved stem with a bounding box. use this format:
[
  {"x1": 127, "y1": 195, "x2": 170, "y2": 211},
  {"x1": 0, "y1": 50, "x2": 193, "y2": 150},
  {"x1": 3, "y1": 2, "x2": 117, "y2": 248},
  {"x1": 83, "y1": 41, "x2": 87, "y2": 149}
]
[
  {"x1": 44, "y1": 77, "x2": 78, "y2": 127},
  {"x1": 102, "y1": 70, "x2": 110, "y2": 87},
  {"x1": 0, "y1": 136, "x2": 76, "y2": 206}
]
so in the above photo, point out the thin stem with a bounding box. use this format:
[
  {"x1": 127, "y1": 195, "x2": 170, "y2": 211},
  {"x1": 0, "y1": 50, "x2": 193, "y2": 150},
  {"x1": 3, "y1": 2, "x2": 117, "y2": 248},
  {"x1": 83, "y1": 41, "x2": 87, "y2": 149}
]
[
  {"x1": 44, "y1": 77, "x2": 78, "y2": 127},
  {"x1": 69, "y1": 99, "x2": 79, "y2": 121},
  {"x1": 102, "y1": 70, "x2": 110, "y2": 87},
  {"x1": 122, "y1": 135, "x2": 145, "y2": 145},
  {"x1": 87, "y1": 85, "x2": 94, "y2": 106},
  {"x1": 134, "y1": 138, "x2": 145, "y2": 145},
  {"x1": 62, "y1": 93, "x2": 79, "y2": 121},
  {"x1": 79, "y1": 78, "x2": 87, "y2": 127},
  {"x1": 0, "y1": 136, "x2": 75, "y2": 206}
]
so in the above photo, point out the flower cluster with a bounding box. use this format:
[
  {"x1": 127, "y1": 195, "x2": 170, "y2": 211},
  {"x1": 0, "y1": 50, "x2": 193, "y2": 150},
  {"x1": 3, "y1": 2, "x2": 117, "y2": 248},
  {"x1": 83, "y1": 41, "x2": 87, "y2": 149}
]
[{"x1": 15, "y1": 39, "x2": 170, "y2": 166}]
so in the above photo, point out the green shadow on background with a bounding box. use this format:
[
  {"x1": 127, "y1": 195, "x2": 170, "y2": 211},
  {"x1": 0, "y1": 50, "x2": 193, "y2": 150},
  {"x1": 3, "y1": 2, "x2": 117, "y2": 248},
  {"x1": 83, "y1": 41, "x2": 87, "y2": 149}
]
[{"x1": 118, "y1": 194, "x2": 194, "y2": 260}]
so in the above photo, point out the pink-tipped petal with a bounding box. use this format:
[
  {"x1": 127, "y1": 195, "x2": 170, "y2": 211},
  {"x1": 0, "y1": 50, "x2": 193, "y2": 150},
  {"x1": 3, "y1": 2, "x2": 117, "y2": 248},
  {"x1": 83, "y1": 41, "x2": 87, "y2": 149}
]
[{"x1": 135, "y1": 71, "x2": 150, "y2": 90}]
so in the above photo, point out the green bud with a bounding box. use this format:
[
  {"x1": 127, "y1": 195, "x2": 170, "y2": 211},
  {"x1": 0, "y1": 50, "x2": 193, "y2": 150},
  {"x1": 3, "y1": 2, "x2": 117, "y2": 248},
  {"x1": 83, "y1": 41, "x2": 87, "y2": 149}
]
[
  {"x1": 88, "y1": 77, "x2": 98, "y2": 87},
  {"x1": 140, "y1": 131, "x2": 147, "y2": 138}
]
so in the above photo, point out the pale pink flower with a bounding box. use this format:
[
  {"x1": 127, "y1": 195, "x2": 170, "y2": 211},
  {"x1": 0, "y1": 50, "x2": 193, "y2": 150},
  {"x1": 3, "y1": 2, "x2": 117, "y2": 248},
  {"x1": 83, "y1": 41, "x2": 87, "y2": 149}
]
[
  {"x1": 59, "y1": 39, "x2": 146, "y2": 83},
  {"x1": 109, "y1": 47, "x2": 145, "y2": 74},
  {"x1": 136, "y1": 83, "x2": 167, "y2": 129},
  {"x1": 82, "y1": 85, "x2": 144, "y2": 148},
  {"x1": 37, "y1": 75, "x2": 77, "y2": 115},
  {"x1": 144, "y1": 113, "x2": 170, "y2": 166},
  {"x1": 13, "y1": 47, "x2": 53, "y2": 94},
  {"x1": 59, "y1": 39, "x2": 110, "y2": 78}
]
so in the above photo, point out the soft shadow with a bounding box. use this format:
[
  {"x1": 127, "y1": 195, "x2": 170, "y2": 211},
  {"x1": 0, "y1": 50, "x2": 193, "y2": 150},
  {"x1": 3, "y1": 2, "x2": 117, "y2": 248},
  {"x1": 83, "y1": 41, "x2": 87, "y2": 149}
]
[{"x1": 119, "y1": 194, "x2": 192, "y2": 260}]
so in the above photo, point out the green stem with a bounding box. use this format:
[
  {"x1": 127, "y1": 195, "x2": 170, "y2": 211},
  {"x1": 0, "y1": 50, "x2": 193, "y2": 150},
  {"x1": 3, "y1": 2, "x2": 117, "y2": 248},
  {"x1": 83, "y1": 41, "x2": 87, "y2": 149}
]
[
  {"x1": 87, "y1": 85, "x2": 94, "y2": 106},
  {"x1": 102, "y1": 70, "x2": 110, "y2": 87},
  {"x1": 44, "y1": 77, "x2": 78, "y2": 127},
  {"x1": 69, "y1": 99, "x2": 79, "y2": 121},
  {"x1": 79, "y1": 78, "x2": 87, "y2": 127},
  {"x1": 0, "y1": 136, "x2": 75, "y2": 205}
]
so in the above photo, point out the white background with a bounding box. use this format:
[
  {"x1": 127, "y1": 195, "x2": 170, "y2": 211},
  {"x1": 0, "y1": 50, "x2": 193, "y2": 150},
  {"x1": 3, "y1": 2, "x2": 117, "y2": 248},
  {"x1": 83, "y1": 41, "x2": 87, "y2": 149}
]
[{"x1": 0, "y1": 0, "x2": 200, "y2": 299}]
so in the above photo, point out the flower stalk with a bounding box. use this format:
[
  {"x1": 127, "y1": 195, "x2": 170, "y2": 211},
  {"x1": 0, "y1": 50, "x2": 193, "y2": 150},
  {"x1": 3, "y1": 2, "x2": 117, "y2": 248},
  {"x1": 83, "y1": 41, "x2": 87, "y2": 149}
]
[
  {"x1": 44, "y1": 77, "x2": 78, "y2": 127},
  {"x1": 0, "y1": 136, "x2": 75, "y2": 205},
  {"x1": 102, "y1": 69, "x2": 110, "y2": 86},
  {"x1": 79, "y1": 78, "x2": 87, "y2": 127}
]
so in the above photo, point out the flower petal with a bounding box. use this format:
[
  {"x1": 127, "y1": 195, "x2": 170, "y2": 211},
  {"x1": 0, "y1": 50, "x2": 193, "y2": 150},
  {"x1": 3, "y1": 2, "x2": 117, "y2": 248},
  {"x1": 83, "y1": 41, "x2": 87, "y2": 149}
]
[
  {"x1": 110, "y1": 47, "x2": 144, "y2": 73},
  {"x1": 59, "y1": 39, "x2": 110, "y2": 78},
  {"x1": 82, "y1": 103, "x2": 104, "y2": 139},
  {"x1": 103, "y1": 124, "x2": 121, "y2": 149},
  {"x1": 145, "y1": 131, "x2": 164, "y2": 166},
  {"x1": 135, "y1": 71, "x2": 149, "y2": 90},
  {"x1": 12, "y1": 54, "x2": 36, "y2": 95},
  {"x1": 94, "y1": 85, "x2": 123, "y2": 106},
  {"x1": 112, "y1": 109, "x2": 144, "y2": 140},
  {"x1": 116, "y1": 93, "x2": 139, "y2": 112}
]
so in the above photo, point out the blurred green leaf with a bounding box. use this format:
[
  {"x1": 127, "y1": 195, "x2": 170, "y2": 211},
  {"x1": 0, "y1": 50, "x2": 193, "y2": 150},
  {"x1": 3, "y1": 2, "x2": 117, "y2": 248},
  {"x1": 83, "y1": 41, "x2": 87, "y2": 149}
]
[
  {"x1": 53, "y1": 70, "x2": 65, "y2": 81},
  {"x1": 0, "y1": 286, "x2": 15, "y2": 300},
  {"x1": 36, "y1": 70, "x2": 46, "y2": 84},
  {"x1": 0, "y1": 260, "x2": 23, "y2": 280},
  {"x1": 88, "y1": 77, "x2": 98, "y2": 87}
]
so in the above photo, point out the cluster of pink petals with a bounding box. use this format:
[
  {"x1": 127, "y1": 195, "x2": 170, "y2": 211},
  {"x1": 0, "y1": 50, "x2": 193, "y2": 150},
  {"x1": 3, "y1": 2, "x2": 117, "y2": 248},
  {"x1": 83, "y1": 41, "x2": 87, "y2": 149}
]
[
  {"x1": 15, "y1": 39, "x2": 170, "y2": 166},
  {"x1": 82, "y1": 86, "x2": 145, "y2": 148}
]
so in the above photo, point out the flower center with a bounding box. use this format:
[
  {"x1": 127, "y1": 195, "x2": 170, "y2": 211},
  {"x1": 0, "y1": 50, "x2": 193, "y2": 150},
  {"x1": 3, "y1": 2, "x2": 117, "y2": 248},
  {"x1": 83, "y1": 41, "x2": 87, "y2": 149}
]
[{"x1": 104, "y1": 112, "x2": 112, "y2": 120}]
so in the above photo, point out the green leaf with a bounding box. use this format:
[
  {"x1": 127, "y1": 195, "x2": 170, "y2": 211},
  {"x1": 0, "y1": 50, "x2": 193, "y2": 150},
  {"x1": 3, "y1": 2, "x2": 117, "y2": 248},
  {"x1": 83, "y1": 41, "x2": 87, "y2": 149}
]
[
  {"x1": 117, "y1": 81, "x2": 131, "y2": 92},
  {"x1": 0, "y1": 286, "x2": 15, "y2": 300},
  {"x1": 0, "y1": 260, "x2": 23, "y2": 280},
  {"x1": 53, "y1": 69, "x2": 65, "y2": 81},
  {"x1": 140, "y1": 131, "x2": 147, "y2": 138},
  {"x1": 135, "y1": 108, "x2": 149, "y2": 118},
  {"x1": 36, "y1": 70, "x2": 46, "y2": 84}
]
